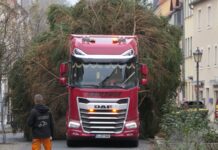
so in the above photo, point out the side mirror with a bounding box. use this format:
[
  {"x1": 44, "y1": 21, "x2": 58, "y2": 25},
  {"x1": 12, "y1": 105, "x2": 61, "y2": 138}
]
[
  {"x1": 59, "y1": 77, "x2": 67, "y2": 86},
  {"x1": 140, "y1": 64, "x2": 148, "y2": 76},
  {"x1": 141, "y1": 78, "x2": 148, "y2": 86},
  {"x1": 60, "y1": 63, "x2": 68, "y2": 76},
  {"x1": 140, "y1": 64, "x2": 148, "y2": 86}
]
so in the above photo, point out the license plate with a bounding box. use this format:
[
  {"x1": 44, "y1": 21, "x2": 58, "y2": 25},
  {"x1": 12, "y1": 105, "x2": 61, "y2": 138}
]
[{"x1": 95, "y1": 134, "x2": 111, "y2": 139}]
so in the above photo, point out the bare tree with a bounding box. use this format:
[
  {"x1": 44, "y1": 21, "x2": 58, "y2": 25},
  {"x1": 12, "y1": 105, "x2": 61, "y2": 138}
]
[
  {"x1": 0, "y1": 1, "x2": 30, "y2": 143},
  {"x1": 0, "y1": 0, "x2": 68, "y2": 143}
]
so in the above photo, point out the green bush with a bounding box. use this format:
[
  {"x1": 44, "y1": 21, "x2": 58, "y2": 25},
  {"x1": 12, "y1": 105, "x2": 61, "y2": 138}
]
[
  {"x1": 203, "y1": 130, "x2": 218, "y2": 143},
  {"x1": 161, "y1": 111, "x2": 209, "y2": 140},
  {"x1": 160, "y1": 101, "x2": 218, "y2": 144}
]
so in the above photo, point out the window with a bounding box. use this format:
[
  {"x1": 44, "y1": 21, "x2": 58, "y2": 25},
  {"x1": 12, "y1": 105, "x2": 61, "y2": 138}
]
[
  {"x1": 190, "y1": 0, "x2": 193, "y2": 15},
  {"x1": 200, "y1": 91, "x2": 203, "y2": 101},
  {"x1": 208, "y1": 47, "x2": 210, "y2": 66},
  {"x1": 177, "y1": 11, "x2": 182, "y2": 25},
  {"x1": 215, "y1": 91, "x2": 218, "y2": 101},
  {"x1": 206, "y1": 88, "x2": 209, "y2": 100},
  {"x1": 71, "y1": 62, "x2": 137, "y2": 89},
  {"x1": 174, "y1": 13, "x2": 177, "y2": 25},
  {"x1": 188, "y1": 0, "x2": 190, "y2": 16},
  {"x1": 189, "y1": 37, "x2": 192, "y2": 56},
  {"x1": 207, "y1": 6, "x2": 211, "y2": 27},
  {"x1": 185, "y1": 37, "x2": 192, "y2": 57},
  {"x1": 215, "y1": 46, "x2": 217, "y2": 65},
  {"x1": 185, "y1": 0, "x2": 188, "y2": 17},
  {"x1": 198, "y1": 9, "x2": 201, "y2": 30},
  {"x1": 185, "y1": 39, "x2": 188, "y2": 57},
  {"x1": 200, "y1": 48, "x2": 204, "y2": 68},
  {"x1": 185, "y1": 0, "x2": 193, "y2": 18},
  {"x1": 187, "y1": 38, "x2": 190, "y2": 56}
]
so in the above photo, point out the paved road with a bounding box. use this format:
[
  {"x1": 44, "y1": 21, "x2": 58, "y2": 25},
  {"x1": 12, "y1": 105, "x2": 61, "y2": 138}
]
[{"x1": 0, "y1": 133, "x2": 153, "y2": 150}]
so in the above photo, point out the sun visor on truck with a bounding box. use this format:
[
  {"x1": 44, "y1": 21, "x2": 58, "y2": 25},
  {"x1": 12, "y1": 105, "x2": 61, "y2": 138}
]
[
  {"x1": 71, "y1": 55, "x2": 136, "y2": 63},
  {"x1": 71, "y1": 48, "x2": 136, "y2": 63}
]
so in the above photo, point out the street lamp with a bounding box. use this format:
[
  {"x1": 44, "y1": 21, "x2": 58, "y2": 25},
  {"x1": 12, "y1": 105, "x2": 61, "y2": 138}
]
[{"x1": 193, "y1": 47, "x2": 203, "y2": 111}]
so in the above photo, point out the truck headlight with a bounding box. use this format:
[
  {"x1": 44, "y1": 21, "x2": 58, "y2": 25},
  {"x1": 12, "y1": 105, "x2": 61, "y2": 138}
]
[
  {"x1": 68, "y1": 121, "x2": 80, "y2": 129},
  {"x1": 125, "y1": 121, "x2": 137, "y2": 129}
]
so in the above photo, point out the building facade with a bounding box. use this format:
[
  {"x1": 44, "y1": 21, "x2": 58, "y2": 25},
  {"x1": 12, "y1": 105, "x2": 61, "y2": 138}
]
[
  {"x1": 155, "y1": 0, "x2": 218, "y2": 121},
  {"x1": 153, "y1": 0, "x2": 184, "y2": 103},
  {"x1": 184, "y1": 0, "x2": 218, "y2": 121},
  {"x1": 184, "y1": 0, "x2": 194, "y2": 104},
  {"x1": 154, "y1": 0, "x2": 182, "y2": 19}
]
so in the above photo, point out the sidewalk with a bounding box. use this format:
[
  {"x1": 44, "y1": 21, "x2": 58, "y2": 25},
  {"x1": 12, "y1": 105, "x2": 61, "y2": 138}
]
[
  {"x1": 0, "y1": 142, "x2": 30, "y2": 150},
  {"x1": 0, "y1": 132, "x2": 31, "y2": 150}
]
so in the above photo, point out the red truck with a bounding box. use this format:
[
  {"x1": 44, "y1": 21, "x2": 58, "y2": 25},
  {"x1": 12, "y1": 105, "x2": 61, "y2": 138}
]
[{"x1": 59, "y1": 34, "x2": 148, "y2": 147}]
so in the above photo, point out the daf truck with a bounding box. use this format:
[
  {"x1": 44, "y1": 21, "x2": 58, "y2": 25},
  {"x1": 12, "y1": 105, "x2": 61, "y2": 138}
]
[{"x1": 59, "y1": 34, "x2": 148, "y2": 147}]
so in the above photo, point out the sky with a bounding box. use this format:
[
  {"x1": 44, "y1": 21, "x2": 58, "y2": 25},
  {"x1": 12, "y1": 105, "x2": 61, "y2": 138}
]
[{"x1": 66, "y1": 0, "x2": 79, "y2": 5}]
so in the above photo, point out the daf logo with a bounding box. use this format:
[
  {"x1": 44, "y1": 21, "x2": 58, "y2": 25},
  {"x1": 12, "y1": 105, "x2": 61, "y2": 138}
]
[{"x1": 94, "y1": 105, "x2": 112, "y2": 109}]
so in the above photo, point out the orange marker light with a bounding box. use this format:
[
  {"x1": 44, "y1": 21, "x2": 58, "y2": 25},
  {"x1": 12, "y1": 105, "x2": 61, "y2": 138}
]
[
  {"x1": 112, "y1": 109, "x2": 117, "y2": 113},
  {"x1": 89, "y1": 109, "x2": 94, "y2": 112}
]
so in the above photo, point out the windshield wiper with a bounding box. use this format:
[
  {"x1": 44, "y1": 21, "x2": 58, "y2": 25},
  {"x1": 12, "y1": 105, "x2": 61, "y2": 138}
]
[{"x1": 122, "y1": 72, "x2": 135, "y2": 84}]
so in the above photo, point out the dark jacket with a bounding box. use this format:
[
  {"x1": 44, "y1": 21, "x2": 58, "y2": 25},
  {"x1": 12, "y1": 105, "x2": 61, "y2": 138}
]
[{"x1": 27, "y1": 104, "x2": 54, "y2": 139}]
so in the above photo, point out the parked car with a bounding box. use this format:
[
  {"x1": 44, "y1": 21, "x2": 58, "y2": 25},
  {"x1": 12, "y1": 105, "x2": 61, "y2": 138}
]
[
  {"x1": 181, "y1": 101, "x2": 205, "y2": 109},
  {"x1": 180, "y1": 101, "x2": 208, "y2": 114}
]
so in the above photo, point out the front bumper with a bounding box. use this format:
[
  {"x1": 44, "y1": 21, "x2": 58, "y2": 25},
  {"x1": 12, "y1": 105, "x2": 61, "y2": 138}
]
[{"x1": 66, "y1": 128, "x2": 139, "y2": 141}]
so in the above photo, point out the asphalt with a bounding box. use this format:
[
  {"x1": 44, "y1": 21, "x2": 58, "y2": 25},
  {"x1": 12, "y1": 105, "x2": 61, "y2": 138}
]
[
  {"x1": 0, "y1": 122, "x2": 217, "y2": 150},
  {"x1": 0, "y1": 132, "x2": 154, "y2": 150}
]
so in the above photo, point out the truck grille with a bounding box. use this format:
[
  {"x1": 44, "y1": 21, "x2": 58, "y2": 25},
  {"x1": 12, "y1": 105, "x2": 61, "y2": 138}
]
[{"x1": 77, "y1": 97, "x2": 129, "y2": 134}]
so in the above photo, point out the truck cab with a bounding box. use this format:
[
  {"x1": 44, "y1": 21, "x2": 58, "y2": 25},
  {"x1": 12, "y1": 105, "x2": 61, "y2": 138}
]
[{"x1": 59, "y1": 35, "x2": 148, "y2": 147}]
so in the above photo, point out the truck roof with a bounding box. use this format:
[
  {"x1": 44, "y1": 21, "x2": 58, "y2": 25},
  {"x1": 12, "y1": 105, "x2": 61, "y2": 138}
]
[{"x1": 70, "y1": 34, "x2": 138, "y2": 56}]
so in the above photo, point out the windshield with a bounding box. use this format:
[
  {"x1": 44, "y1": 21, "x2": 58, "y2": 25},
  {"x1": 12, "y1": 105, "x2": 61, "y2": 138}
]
[{"x1": 71, "y1": 62, "x2": 137, "y2": 89}]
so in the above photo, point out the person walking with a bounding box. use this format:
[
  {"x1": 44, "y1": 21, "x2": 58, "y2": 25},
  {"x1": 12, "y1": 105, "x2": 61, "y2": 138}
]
[{"x1": 27, "y1": 94, "x2": 54, "y2": 150}]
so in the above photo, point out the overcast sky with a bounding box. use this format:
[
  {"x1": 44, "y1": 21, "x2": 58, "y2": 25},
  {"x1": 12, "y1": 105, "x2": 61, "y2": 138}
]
[{"x1": 66, "y1": 0, "x2": 79, "y2": 5}]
